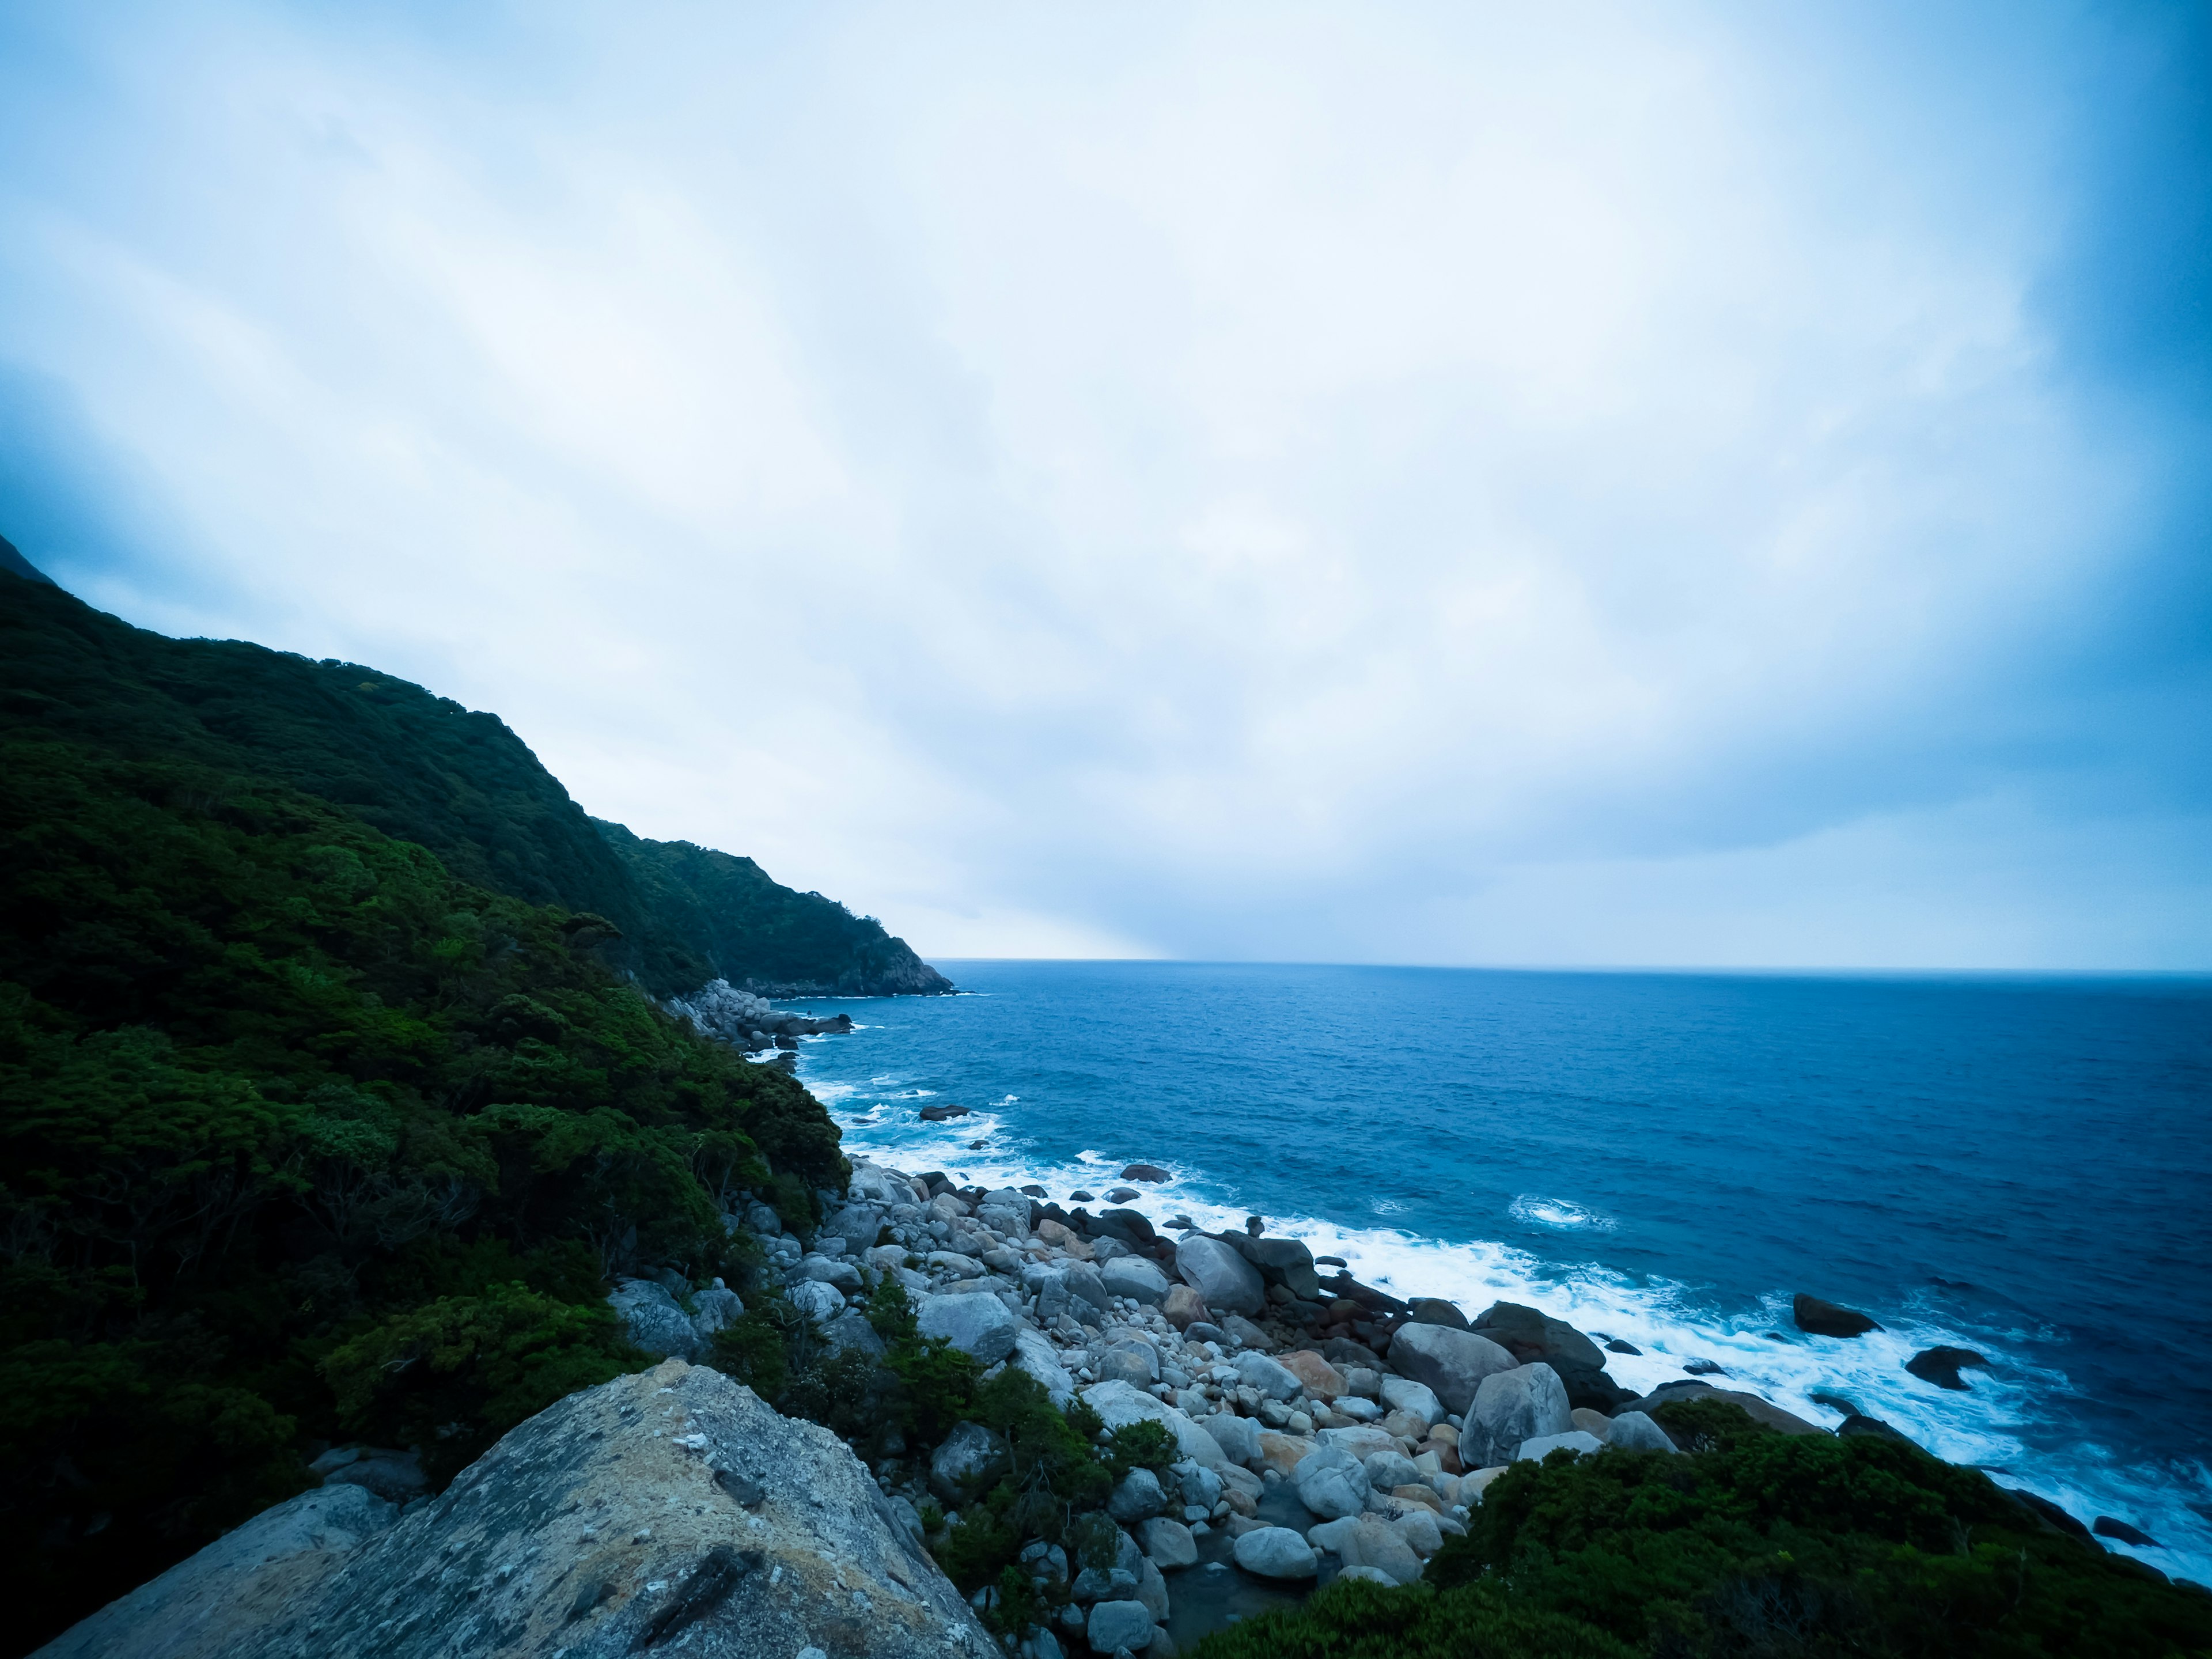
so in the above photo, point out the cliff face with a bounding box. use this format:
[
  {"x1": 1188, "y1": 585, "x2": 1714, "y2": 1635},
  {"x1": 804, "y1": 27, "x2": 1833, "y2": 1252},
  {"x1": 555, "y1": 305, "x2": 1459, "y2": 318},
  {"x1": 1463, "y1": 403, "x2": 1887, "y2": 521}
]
[
  {"x1": 36, "y1": 1360, "x2": 993, "y2": 1659},
  {"x1": 0, "y1": 569, "x2": 950, "y2": 999}
]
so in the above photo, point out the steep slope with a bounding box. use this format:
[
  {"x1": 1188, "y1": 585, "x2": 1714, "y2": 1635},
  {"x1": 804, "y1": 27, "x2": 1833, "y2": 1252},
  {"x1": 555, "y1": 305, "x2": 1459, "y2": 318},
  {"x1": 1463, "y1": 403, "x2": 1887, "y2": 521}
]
[{"x1": 0, "y1": 568, "x2": 949, "y2": 998}]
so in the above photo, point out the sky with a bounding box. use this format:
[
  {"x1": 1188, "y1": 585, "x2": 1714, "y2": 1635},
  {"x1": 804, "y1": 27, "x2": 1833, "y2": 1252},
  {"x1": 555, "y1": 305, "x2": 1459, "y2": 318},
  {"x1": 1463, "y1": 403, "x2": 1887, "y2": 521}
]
[{"x1": 0, "y1": 1, "x2": 2206, "y2": 969}]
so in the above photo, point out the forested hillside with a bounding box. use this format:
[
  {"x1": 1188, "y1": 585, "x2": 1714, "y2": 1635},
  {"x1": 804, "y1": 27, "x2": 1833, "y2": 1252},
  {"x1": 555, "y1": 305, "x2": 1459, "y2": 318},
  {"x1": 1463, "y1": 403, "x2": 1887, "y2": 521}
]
[{"x1": 0, "y1": 566, "x2": 950, "y2": 999}]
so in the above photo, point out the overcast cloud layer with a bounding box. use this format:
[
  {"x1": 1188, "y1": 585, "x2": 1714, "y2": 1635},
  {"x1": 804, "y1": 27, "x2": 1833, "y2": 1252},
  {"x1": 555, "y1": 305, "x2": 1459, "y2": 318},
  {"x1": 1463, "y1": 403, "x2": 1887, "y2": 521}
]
[{"x1": 1, "y1": 2, "x2": 2206, "y2": 967}]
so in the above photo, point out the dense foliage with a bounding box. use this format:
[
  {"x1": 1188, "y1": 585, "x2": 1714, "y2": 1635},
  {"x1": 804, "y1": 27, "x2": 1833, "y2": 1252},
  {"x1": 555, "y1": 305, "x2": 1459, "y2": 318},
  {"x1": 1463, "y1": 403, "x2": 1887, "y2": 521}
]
[
  {"x1": 0, "y1": 722, "x2": 846, "y2": 1649},
  {"x1": 1191, "y1": 1402, "x2": 2212, "y2": 1658},
  {"x1": 0, "y1": 575, "x2": 945, "y2": 997}
]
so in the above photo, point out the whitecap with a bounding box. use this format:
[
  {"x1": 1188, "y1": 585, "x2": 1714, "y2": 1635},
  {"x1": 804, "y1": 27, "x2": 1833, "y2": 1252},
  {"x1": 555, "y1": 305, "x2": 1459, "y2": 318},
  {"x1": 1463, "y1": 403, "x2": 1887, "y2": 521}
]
[{"x1": 1509, "y1": 1194, "x2": 1616, "y2": 1232}]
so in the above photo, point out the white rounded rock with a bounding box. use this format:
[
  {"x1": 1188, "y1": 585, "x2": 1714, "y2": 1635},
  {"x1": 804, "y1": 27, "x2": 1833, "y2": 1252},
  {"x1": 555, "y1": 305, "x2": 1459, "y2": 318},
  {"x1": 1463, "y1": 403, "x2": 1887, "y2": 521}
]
[{"x1": 1233, "y1": 1526, "x2": 1319, "y2": 1580}]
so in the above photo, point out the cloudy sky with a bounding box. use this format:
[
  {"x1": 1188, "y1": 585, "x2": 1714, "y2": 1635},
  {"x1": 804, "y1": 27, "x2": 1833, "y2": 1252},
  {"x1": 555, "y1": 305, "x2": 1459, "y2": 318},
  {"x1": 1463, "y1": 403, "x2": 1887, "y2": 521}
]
[{"x1": 1, "y1": 2, "x2": 2206, "y2": 968}]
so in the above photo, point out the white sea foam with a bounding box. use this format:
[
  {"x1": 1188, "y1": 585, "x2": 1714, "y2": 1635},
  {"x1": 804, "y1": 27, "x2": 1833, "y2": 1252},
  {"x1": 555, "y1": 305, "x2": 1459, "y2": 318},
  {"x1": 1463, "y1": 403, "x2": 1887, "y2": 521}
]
[{"x1": 806, "y1": 1066, "x2": 2212, "y2": 1586}]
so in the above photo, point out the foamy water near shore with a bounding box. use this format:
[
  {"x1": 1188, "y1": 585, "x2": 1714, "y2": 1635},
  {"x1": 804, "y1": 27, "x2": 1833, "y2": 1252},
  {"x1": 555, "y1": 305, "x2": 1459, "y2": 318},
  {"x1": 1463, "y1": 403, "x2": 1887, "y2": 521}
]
[{"x1": 791, "y1": 1027, "x2": 2212, "y2": 1588}]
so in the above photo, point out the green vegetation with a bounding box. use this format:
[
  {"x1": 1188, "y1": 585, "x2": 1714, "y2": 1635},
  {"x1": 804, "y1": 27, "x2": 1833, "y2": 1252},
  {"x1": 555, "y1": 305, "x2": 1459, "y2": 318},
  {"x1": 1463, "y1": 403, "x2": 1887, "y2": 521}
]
[
  {"x1": 0, "y1": 713, "x2": 844, "y2": 1647},
  {"x1": 0, "y1": 574, "x2": 947, "y2": 997},
  {"x1": 1191, "y1": 1402, "x2": 2212, "y2": 1658}
]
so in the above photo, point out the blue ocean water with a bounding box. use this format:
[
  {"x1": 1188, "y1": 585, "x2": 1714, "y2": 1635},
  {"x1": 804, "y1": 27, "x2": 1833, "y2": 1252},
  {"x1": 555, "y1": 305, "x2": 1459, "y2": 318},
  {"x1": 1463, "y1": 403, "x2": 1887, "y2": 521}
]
[{"x1": 781, "y1": 961, "x2": 2212, "y2": 1582}]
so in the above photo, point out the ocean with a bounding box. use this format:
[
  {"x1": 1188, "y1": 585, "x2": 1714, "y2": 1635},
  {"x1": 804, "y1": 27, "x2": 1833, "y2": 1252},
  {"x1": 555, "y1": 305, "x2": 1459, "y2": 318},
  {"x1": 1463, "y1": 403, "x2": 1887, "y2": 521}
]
[{"x1": 778, "y1": 960, "x2": 2212, "y2": 1584}]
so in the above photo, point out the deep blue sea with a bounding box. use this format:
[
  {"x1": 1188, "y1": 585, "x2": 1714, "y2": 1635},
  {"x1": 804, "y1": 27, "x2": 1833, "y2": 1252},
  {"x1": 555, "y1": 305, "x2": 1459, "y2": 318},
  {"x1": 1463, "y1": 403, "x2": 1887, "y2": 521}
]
[{"x1": 781, "y1": 961, "x2": 2212, "y2": 1582}]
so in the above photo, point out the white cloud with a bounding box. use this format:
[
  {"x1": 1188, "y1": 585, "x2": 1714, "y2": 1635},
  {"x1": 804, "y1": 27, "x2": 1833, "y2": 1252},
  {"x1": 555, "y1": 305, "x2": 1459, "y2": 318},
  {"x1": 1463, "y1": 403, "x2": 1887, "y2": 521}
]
[{"x1": 0, "y1": 0, "x2": 2200, "y2": 966}]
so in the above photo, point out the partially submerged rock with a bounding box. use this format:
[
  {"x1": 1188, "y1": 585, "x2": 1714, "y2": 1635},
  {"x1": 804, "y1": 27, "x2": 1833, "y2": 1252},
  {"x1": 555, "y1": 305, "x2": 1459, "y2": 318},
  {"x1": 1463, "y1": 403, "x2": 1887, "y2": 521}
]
[{"x1": 1792, "y1": 1293, "x2": 1881, "y2": 1338}]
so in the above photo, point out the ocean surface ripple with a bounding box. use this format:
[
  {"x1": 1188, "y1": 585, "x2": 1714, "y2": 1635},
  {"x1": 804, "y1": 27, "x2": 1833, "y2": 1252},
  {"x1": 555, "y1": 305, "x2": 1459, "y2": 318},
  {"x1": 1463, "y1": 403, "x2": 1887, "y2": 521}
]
[{"x1": 782, "y1": 960, "x2": 2212, "y2": 1584}]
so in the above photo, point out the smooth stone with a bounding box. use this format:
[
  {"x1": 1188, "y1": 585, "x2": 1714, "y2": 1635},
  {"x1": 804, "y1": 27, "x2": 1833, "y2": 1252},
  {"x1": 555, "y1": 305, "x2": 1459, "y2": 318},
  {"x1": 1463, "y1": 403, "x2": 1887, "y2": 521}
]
[
  {"x1": 1103, "y1": 1256, "x2": 1172, "y2": 1306},
  {"x1": 1200, "y1": 1412, "x2": 1263, "y2": 1469},
  {"x1": 1387, "y1": 1324, "x2": 1518, "y2": 1415},
  {"x1": 1234, "y1": 1351, "x2": 1304, "y2": 1402},
  {"x1": 1603, "y1": 1411, "x2": 1677, "y2": 1453},
  {"x1": 1108, "y1": 1467, "x2": 1169, "y2": 1523},
  {"x1": 1905, "y1": 1346, "x2": 1990, "y2": 1391},
  {"x1": 917, "y1": 1292, "x2": 1019, "y2": 1364},
  {"x1": 1406, "y1": 1297, "x2": 1468, "y2": 1330},
  {"x1": 1363, "y1": 1450, "x2": 1422, "y2": 1490},
  {"x1": 1221, "y1": 1315, "x2": 1274, "y2": 1350},
  {"x1": 930, "y1": 1420, "x2": 1011, "y2": 1502},
  {"x1": 1081, "y1": 1381, "x2": 1230, "y2": 1471},
  {"x1": 1378, "y1": 1376, "x2": 1443, "y2": 1427},
  {"x1": 1278, "y1": 1350, "x2": 1347, "y2": 1402},
  {"x1": 1569, "y1": 1407, "x2": 1613, "y2": 1440},
  {"x1": 787, "y1": 1279, "x2": 846, "y2": 1323},
  {"x1": 1291, "y1": 1445, "x2": 1372, "y2": 1520},
  {"x1": 1232, "y1": 1527, "x2": 1319, "y2": 1581},
  {"x1": 1175, "y1": 1237, "x2": 1267, "y2": 1318},
  {"x1": 1316, "y1": 1425, "x2": 1399, "y2": 1461},
  {"x1": 1139, "y1": 1516, "x2": 1198, "y2": 1567},
  {"x1": 1517, "y1": 1429, "x2": 1604, "y2": 1461},
  {"x1": 1306, "y1": 1515, "x2": 1422, "y2": 1585},
  {"x1": 1333, "y1": 1396, "x2": 1382, "y2": 1423},
  {"x1": 1393, "y1": 1508, "x2": 1446, "y2": 1556},
  {"x1": 1161, "y1": 1285, "x2": 1209, "y2": 1330},
  {"x1": 1256, "y1": 1431, "x2": 1317, "y2": 1478},
  {"x1": 1086, "y1": 1599, "x2": 1156, "y2": 1653},
  {"x1": 926, "y1": 1251, "x2": 987, "y2": 1280},
  {"x1": 607, "y1": 1277, "x2": 703, "y2": 1361},
  {"x1": 1467, "y1": 1363, "x2": 1572, "y2": 1467}
]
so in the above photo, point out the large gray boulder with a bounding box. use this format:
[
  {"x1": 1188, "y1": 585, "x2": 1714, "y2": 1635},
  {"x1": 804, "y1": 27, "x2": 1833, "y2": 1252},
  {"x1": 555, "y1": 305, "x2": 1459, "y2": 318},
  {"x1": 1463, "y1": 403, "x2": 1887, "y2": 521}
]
[
  {"x1": 1468, "y1": 1362, "x2": 1573, "y2": 1467},
  {"x1": 1201, "y1": 1412, "x2": 1264, "y2": 1469},
  {"x1": 34, "y1": 1485, "x2": 397, "y2": 1659},
  {"x1": 1518, "y1": 1429, "x2": 1604, "y2": 1461},
  {"x1": 1175, "y1": 1236, "x2": 1266, "y2": 1317},
  {"x1": 1232, "y1": 1527, "x2": 1319, "y2": 1580},
  {"x1": 916, "y1": 1293, "x2": 1019, "y2": 1363},
  {"x1": 1387, "y1": 1323, "x2": 1517, "y2": 1414},
  {"x1": 1101, "y1": 1255, "x2": 1172, "y2": 1305},
  {"x1": 608, "y1": 1277, "x2": 703, "y2": 1360},
  {"x1": 1086, "y1": 1600, "x2": 1156, "y2": 1653},
  {"x1": 40, "y1": 1359, "x2": 993, "y2": 1659},
  {"x1": 1604, "y1": 1411, "x2": 1677, "y2": 1453},
  {"x1": 1138, "y1": 1517, "x2": 1198, "y2": 1569},
  {"x1": 1378, "y1": 1375, "x2": 1443, "y2": 1426},
  {"x1": 1234, "y1": 1351, "x2": 1304, "y2": 1402},
  {"x1": 1468, "y1": 1302, "x2": 1624, "y2": 1408},
  {"x1": 1307, "y1": 1515, "x2": 1422, "y2": 1586},
  {"x1": 1107, "y1": 1468, "x2": 1168, "y2": 1523},
  {"x1": 1011, "y1": 1327, "x2": 1075, "y2": 1406},
  {"x1": 690, "y1": 1283, "x2": 745, "y2": 1341},
  {"x1": 1080, "y1": 1381, "x2": 1230, "y2": 1472},
  {"x1": 789, "y1": 1279, "x2": 846, "y2": 1323},
  {"x1": 1228, "y1": 1236, "x2": 1323, "y2": 1301}
]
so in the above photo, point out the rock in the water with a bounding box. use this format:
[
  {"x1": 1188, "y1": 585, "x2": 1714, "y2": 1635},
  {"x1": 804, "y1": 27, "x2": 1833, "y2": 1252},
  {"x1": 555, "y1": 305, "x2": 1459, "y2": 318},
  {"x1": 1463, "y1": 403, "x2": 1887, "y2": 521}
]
[
  {"x1": 931, "y1": 1420, "x2": 1012, "y2": 1502},
  {"x1": 34, "y1": 1485, "x2": 397, "y2": 1659},
  {"x1": 1604, "y1": 1338, "x2": 1642, "y2": 1355},
  {"x1": 1161, "y1": 1285, "x2": 1209, "y2": 1330},
  {"x1": 1175, "y1": 1237, "x2": 1266, "y2": 1317},
  {"x1": 1904, "y1": 1346, "x2": 1990, "y2": 1390},
  {"x1": 1102, "y1": 1255, "x2": 1172, "y2": 1306},
  {"x1": 1516, "y1": 1429, "x2": 1603, "y2": 1461},
  {"x1": 1139, "y1": 1517, "x2": 1198, "y2": 1568},
  {"x1": 44, "y1": 1360, "x2": 990, "y2": 1659},
  {"x1": 1406, "y1": 1297, "x2": 1468, "y2": 1330},
  {"x1": 1234, "y1": 1351, "x2": 1304, "y2": 1401},
  {"x1": 609, "y1": 1276, "x2": 704, "y2": 1360},
  {"x1": 1836, "y1": 1414, "x2": 1912, "y2": 1444},
  {"x1": 1086, "y1": 1599, "x2": 1156, "y2": 1653},
  {"x1": 1468, "y1": 1363, "x2": 1572, "y2": 1467},
  {"x1": 1388, "y1": 1324, "x2": 1518, "y2": 1414},
  {"x1": 1232, "y1": 1527, "x2": 1319, "y2": 1581},
  {"x1": 918, "y1": 1103, "x2": 972, "y2": 1122},
  {"x1": 1108, "y1": 1468, "x2": 1169, "y2": 1523},
  {"x1": 1792, "y1": 1293, "x2": 1881, "y2": 1338},
  {"x1": 1603, "y1": 1411, "x2": 1677, "y2": 1453},
  {"x1": 917, "y1": 1293, "x2": 1019, "y2": 1363},
  {"x1": 1121, "y1": 1164, "x2": 1172, "y2": 1183},
  {"x1": 2094, "y1": 1516, "x2": 2161, "y2": 1548}
]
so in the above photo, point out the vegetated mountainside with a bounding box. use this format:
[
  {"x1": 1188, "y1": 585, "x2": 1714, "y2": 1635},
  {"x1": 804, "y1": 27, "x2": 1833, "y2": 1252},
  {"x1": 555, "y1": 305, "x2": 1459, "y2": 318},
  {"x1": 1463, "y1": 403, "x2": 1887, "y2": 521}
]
[
  {"x1": 0, "y1": 559, "x2": 912, "y2": 1650},
  {"x1": 0, "y1": 566, "x2": 949, "y2": 999},
  {"x1": 596, "y1": 820, "x2": 953, "y2": 997}
]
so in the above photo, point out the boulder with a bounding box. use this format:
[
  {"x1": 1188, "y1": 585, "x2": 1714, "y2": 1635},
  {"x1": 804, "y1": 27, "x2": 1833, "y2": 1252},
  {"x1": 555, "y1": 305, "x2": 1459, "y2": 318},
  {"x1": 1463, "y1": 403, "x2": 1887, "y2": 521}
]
[
  {"x1": 1387, "y1": 1324, "x2": 1518, "y2": 1414},
  {"x1": 1406, "y1": 1297, "x2": 1468, "y2": 1330},
  {"x1": 1012, "y1": 1328, "x2": 1077, "y2": 1406},
  {"x1": 1630, "y1": 1382, "x2": 1828, "y2": 1437},
  {"x1": 316, "y1": 1448, "x2": 426, "y2": 1505},
  {"x1": 1905, "y1": 1346, "x2": 1990, "y2": 1390},
  {"x1": 690, "y1": 1283, "x2": 746, "y2": 1341},
  {"x1": 1161, "y1": 1285, "x2": 1209, "y2": 1330},
  {"x1": 1278, "y1": 1350, "x2": 1346, "y2": 1402},
  {"x1": 608, "y1": 1277, "x2": 704, "y2": 1360},
  {"x1": 1108, "y1": 1468, "x2": 1169, "y2": 1522},
  {"x1": 2093, "y1": 1516, "x2": 2161, "y2": 1548},
  {"x1": 1569, "y1": 1408, "x2": 1613, "y2": 1440},
  {"x1": 1081, "y1": 1381, "x2": 1230, "y2": 1471},
  {"x1": 1291, "y1": 1445, "x2": 1372, "y2": 1520},
  {"x1": 931, "y1": 1420, "x2": 1012, "y2": 1502},
  {"x1": 917, "y1": 1293, "x2": 1019, "y2": 1364},
  {"x1": 1837, "y1": 1414, "x2": 1912, "y2": 1444},
  {"x1": 1467, "y1": 1363, "x2": 1572, "y2": 1467},
  {"x1": 819, "y1": 1202, "x2": 885, "y2": 1251},
  {"x1": 788, "y1": 1280, "x2": 846, "y2": 1323},
  {"x1": 1200, "y1": 1412, "x2": 1263, "y2": 1468},
  {"x1": 1121, "y1": 1164, "x2": 1172, "y2": 1183},
  {"x1": 801, "y1": 1255, "x2": 865, "y2": 1293},
  {"x1": 1378, "y1": 1376, "x2": 1443, "y2": 1427},
  {"x1": 1063, "y1": 1262, "x2": 1113, "y2": 1321},
  {"x1": 1234, "y1": 1351, "x2": 1304, "y2": 1402},
  {"x1": 917, "y1": 1103, "x2": 971, "y2": 1121},
  {"x1": 1221, "y1": 1315, "x2": 1274, "y2": 1350},
  {"x1": 820, "y1": 1310, "x2": 885, "y2": 1359},
  {"x1": 1139, "y1": 1517, "x2": 1198, "y2": 1569},
  {"x1": 1175, "y1": 1237, "x2": 1266, "y2": 1317},
  {"x1": 1257, "y1": 1432, "x2": 1318, "y2": 1478},
  {"x1": 1792, "y1": 1294, "x2": 1881, "y2": 1338},
  {"x1": 1086, "y1": 1600, "x2": 1155, "y2": 1654},
  {"x1": 1306, "y1": 1516, "x2": 1421, "y2": 1586},
  {"x1": 1101, "y1": 1256, "x2": 1172, "y2": 1306},
  {"x1": 1232, "y1": 1527, "x2": 1319, "y2": 1581},
  {"x1": 1136, "y1": 1554, "x2": 1171, "y2": 1623},
  {"x1": 1098, "y1": 1348, "x2": 1160, "y2": 1388},
  {"x1": 1364, "y1": 1450, "x2": 1422, "y2": 1490},
  {"x1": 1316, "y1": 1425, "x2": 1399, "y2": 1461},
  {"x1": 1467, "y1": 1302, "x2": 1624, "y2": 1409},
  {"x1": 32, "y1": 1484, "x2": 398, "y2": 1659},
  {"x1": 43, "y1": 1359, "x2": 990, "y2": 1659},
  {"x1": 1602, "y1": 1411, "x2": 1676, "y2": 1453},
  {"x1": 1516, "y1": 1429, "x2": 1604, "y2": 1461}
]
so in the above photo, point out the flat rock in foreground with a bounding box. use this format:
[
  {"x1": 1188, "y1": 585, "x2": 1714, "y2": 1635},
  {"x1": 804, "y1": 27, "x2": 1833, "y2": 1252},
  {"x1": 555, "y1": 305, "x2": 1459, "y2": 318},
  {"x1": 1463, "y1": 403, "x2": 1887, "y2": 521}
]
[{"x1": 40, "y1": 1359, "x2": 991, "y2": 1659}]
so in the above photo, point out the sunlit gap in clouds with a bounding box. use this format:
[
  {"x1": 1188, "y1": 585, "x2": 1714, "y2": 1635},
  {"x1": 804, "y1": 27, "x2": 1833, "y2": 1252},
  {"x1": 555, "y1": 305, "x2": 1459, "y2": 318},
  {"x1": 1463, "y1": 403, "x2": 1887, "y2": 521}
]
[{"x1": 0, "y1": 0, "x2": 2204, "y2": 967}]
